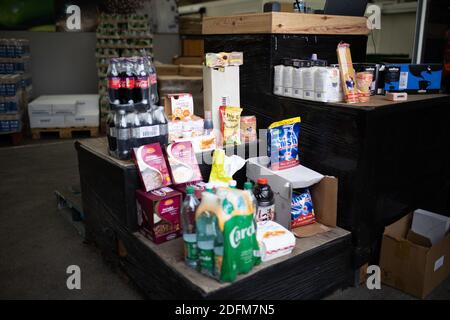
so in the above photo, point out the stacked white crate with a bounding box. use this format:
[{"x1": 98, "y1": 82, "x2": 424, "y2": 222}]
[{"x1": 28, "y1": 95, "x2": 99, "y2": 129}]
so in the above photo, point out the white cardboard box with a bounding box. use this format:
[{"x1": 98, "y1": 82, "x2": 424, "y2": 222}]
[
  {"x1": 29, "y1": 94, "x2": 99, "y2": 116},
  {"x1": 65, "y1": 114, "x2": 99, "y2": 127},
  {"x1": 203, "y1": 66, "x2": 240, "y2": 131},
  {"x1": 29, "y1": 115, "x2": 66, "y2": 128}
]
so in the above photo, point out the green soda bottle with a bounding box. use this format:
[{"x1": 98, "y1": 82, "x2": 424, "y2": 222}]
[{"x1": 181, "y1": 186, "x2": 200, "y2": 269}]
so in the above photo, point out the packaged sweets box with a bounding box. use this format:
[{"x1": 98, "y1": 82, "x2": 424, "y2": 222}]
[{"x1": 136, "y1": 187, "x2": 182, "y2": 244}]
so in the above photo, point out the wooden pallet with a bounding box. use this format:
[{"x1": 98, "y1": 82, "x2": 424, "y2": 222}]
[{"x1": 31, "y1": 127, "x2": 99, "y2": 140}]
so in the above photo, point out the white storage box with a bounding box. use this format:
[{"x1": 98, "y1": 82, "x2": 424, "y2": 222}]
[
  {"x1": 65, "y1": 114, "x2": 99, "y2": 127},
  {"x1": 412, "y1": 209, "x2": 450, "y2": 245},
  {"x1": 203, "y1": 66, "x2": 240, "y2": 131},
  {"x1": 29, "y1": 115, "x2": 66, "y2": 128},
  {"x1": 28, "y1": 94, "x2": 99, "y2": 116}
]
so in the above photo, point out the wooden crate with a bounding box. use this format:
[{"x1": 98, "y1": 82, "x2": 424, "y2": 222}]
[
  {"x1": 31, "y1": 127, "x2": 99, "y2": 140},
  {"x1": 179, "y1": 16, "x2": 202, "y2": 35},
  {"x1": 181, "y1": 39, "x2": 204, "y2": 57}
]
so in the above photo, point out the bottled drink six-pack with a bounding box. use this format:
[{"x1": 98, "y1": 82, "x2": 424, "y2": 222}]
[{"x1": 106, "y1": 55, "x2": 167, "y2": 160}]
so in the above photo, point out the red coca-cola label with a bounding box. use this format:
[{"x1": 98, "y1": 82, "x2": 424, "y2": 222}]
[
  {"x1": 108, "y1": 77, "x2": 120, "y2": 89},
  {"x1": 136, "y1": 76, "x2": 149, "y2": 89},
  {"x1": 149, "y1": 74, "x2": 157, "y2": 85},
  {"x1": 120, "y1": 77, "x2": 135, "y2": 89}
]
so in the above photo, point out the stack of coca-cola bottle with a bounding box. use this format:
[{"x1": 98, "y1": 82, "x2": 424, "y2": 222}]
[{"x1": 106, "y1": 54, "x2": 169, "y2": 160}]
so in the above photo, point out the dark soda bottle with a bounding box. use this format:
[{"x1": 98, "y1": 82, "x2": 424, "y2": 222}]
[
  {"x1": 140, "y1": 108, "x2": 159, "y2": 145},
  {"x1": 116, "y1": 110, "x2": 131, "y2": 160},
  {"x1": 135, "y1": 57, "x2": 150, "y2": 106},
  {"x1": 130, "y1": 110, "x2": 141, "y2": 148},
  {"x1": 141, "y1": 52, "x2": 158, "y2": 105},
  {"x1": 152, "y1": 106, "x2": 169, "y2": 146},
  {"x1": 254, "y1": 178, "x2": 275, "y2": 222},
  {"x1": 107, "y1": 59, "x2": 120, "y2": 106},
  {"x1": 119, "y1": 59, "x2": 135, "y2": 105},
  {"x1": 106, "y1": 112, "x2": 117, "y2": 156}
]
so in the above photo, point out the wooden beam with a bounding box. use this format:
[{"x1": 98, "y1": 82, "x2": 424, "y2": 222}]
[{"x1": 202, "y1": 12, "x2": 370, "y2": 35}]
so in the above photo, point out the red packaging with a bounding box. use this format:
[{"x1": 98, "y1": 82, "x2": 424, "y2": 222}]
[
  {"x1": 134, "y1": 143, "x2": 172, "y2": 192},
  {"x1": 174, "y1": 181, "x2": 207, "y2": 200},
  {"x1": 166, "y1": 141, "x2": 203, "y2": 185},
  {"x1": 136, "y1": 187, "x2": 182, "y2": 244}
]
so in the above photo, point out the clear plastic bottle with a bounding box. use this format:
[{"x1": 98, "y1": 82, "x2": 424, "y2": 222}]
[
  {"x1": 213, "y1": 219, "x2": 223, "y2": 278},
  {"x1": 228, "y1": 180, "x2": 237, "y2": 189},
  {"x1": 181, "y1": 186, "x2": 200, "y2": 269},
  {"x1": 196, "y1": 191, "x2": 219, "y2": 277}
]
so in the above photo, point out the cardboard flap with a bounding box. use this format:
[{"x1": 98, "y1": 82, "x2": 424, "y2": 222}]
[
  {"x1": 385, "y1": 213, "x2": 412, "y2": 241},
  {"x1": 292, "y1": 222, "x2": 331, "y2": 238},
  {"x1": 310, "y1": 176, "x2": 337, "y2": 227},
  {"x1": 407, "y1": 230, "x2": 433, "y2": 248}
]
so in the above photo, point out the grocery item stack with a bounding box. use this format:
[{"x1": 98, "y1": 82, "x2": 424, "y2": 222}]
[{"x1": 0, "y1": 39, "x2": 32, "y2": 135}]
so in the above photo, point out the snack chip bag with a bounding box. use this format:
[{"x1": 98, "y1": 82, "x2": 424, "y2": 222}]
[
  {"x1": 220, "y1": 106, "x2": 242, "y2": 146},
  {"x1": 291, "y1": 188, "x2": 315, "y2": 228},
  {"x1": 267, "y1": 117, "x2": 301, "y2": 171},
  {"x1": 215, "y1": 188, "x2": 261, "y2": 282}
]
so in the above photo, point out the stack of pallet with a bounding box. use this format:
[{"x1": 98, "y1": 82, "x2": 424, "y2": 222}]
[
  {"x1": 96, "y1": 13, "x2": 153, "y2": 131},
  {"x1": 0, "y1": 38, "x2": 32, "y2": 144},
  {"x1": 156, "y1": 15, "x2": 205, "y2": 116}
]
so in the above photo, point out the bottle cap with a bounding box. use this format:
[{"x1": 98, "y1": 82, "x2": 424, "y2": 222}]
[
  {"x1": 205, "y1": 183, "x2": 214, "y2": 193},
  {"x1": 228, "y1": 180, "x2": 237, "y2": 188},
  {"x1": 311, "y1": 53, "x2": 318, "y2": 61},
  {"x1": 257, "y1": 178, "x2": 268, "y2": 185},
  {"x1": 186, "y1": 186, "x2": 195, "y2": 195},
  {"x1": 244, "y1": 182, "x2": 253, "y2": 190}
]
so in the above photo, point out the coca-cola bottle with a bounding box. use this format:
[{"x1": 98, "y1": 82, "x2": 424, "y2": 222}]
[
  {"x1": 116, "y1": 109, "x2": 131, "y2": 160},
  {"x1": 140, "y1": 108, "x2": 159, "y2": 145},
  {"x1": 107, "y1": 59, "x2": 120, "y2": 106},
  {"x1": 152, "y1": 106, "x2": 169, "y2": 146},
  {"x1": 135, "y1": 57, "x2": 150, "y2": 106},
  {"x1": 106, "y1": 112, "x2": 117, "y2": 156},
  {"x1": 119, "y1": 59, "x2": 135, "y2": 105},
  {"x1": 130, "y1": 110, "x2": 141, "y2": 148},
  {"x1": 140, "y1": 51, "x2": 158, "y2": 105}
]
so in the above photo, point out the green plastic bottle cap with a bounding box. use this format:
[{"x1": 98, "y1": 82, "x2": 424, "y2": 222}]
[
  {"x1": 244, "y1": 182, "x2": 253, "y2": 190},
  {"x1": 186, "y1": 186, "x2": 195, "y2": 194}
]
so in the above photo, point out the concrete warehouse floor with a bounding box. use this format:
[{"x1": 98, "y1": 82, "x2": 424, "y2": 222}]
[{"x1": 0, "y1": 138, "x2": 449, "y2": 300}]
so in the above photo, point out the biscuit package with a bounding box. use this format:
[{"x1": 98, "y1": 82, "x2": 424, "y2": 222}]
[
  {"x1": 220, "y1": 106, "x2": 242, "y2": 146},
  {"x1": 337, "y1": 43, "x2": 358, "y2": 103},
  {"x1": 267, "y1": 117, "x2": 301, "y2": 171}
]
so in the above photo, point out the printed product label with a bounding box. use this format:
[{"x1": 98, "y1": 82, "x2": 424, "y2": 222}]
[
  {"x1": 149, "y1": 74, "x2": 157, "y2": 85},
  {"x1": 120, "y1": 77, "x2": 135, "y2": 89},
  {"x1": 184, "y1": 241, "x2": 198, "y2": 261},
  {"x1": 140, "y1": 126, "x2": 160, "y2": 138},
  {"x1": 214, "y1": 254, "x2": 223, "y2": 275},
  {"x1": 256, "y1": 205, "x2": 275, "y2": 222},
  {"x1": 108, "y1": 77, "x2": 120, "y2": 89},
  {"x1": 136, "y1": 76, "x2": 149, "y2": 89},
  {"x1": 117, "y1": 128, "x2": 130, "y2": 140},
  {"x1": 199, "y1": 249, "x2": 214, "y2": 271},
  {"x1": 399, "y1": 72, "x2": 408, "y2": 90}
]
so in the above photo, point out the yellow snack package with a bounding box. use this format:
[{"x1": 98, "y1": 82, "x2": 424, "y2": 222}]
[{"x1": 220, "y1": 106, "x2": 242, "y2": 146}]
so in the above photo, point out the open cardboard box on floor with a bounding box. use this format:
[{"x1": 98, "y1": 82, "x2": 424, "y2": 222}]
[{"x1": 380, "y1": 213, "x2": 450, "y2": 299}]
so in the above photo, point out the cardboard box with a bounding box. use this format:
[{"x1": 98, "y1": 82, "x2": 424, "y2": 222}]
[
  {"x1": 29, "y1": 115, "x2": 66, "y2": 128},
  {"x1": 64, "y1": 114, "x2": 99, "y2": 127},
  {"x1": 179, "y1": 64, "x2": 203, "y2": 77},
  {"x1": 181, "y1": 39, "x2": 204, "y2": 57},
  {"x1": 173, "y1": 56, "x2": 203, "y2": 66},
  {"x1": 163, "y1": 93, "x2": 194, "y2": 120},
  {"x1": 246, "y1": 157, "x2": 337, "y2": 235},
  {"x1": 203, "y1": 66, "x2": 240, "y2": 132},
  {"x1": 383, "y1": 64, "x2": 442, "y2": 93},
  {"x1": 380, "y1": 213, "x2": 450, "y2": 298},
  {"x1": 136, "y1": 187, "x2": 182, "y2": 244},
  {"x1": 155, "y1": 63, "x2": 179, "y2": 76}
]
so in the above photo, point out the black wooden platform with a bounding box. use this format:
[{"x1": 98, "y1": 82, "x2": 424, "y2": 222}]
[{"x1": 75, "y1": 138, "x2": 354, "y2": 299}]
